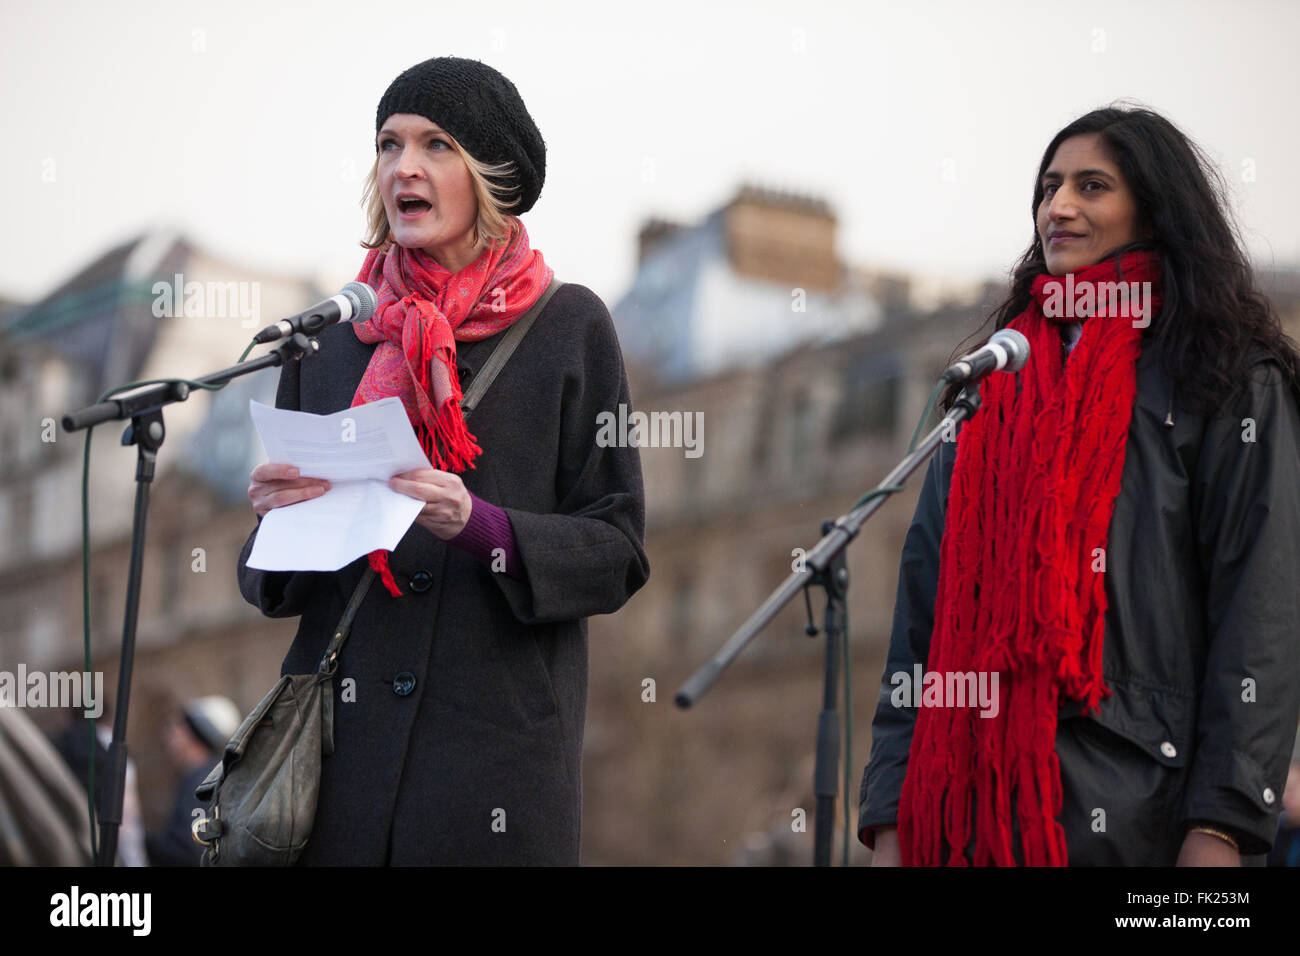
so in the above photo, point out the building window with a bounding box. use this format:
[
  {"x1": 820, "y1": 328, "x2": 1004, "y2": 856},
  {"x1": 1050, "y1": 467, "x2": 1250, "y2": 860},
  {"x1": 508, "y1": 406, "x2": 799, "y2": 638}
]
[
  {"x1": 789, "y1": 389, "x2": 815, "y2": 479},
  {"x1": 832, "y1": 353, "x2": 901, "y2": 442},
  {"x1": 8, "y1": 482, "x2": 33, "y2": 559},
  {"x1": 669, "y1": 569, "x2": 695, "y2": 652}
]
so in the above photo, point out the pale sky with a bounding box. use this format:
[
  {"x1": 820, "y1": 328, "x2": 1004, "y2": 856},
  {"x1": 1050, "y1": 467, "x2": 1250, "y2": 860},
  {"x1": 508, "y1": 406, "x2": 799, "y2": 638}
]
[{"x1": 2, "y1": 0, "x2": 1296, "y2": 307}]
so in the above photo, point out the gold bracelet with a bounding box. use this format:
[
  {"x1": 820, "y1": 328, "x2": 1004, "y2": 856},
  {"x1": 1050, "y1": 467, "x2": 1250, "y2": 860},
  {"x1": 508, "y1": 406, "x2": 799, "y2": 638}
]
[{"x1": 1188, "y1": 825, "x2": 1240, "y2": 851}]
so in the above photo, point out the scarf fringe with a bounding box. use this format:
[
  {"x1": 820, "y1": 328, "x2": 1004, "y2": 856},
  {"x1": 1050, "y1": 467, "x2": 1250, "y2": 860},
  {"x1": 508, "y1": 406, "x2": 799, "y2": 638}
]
[
  {"x1": 899, "y1": 251, "x2": 1163, "y2": 866},
  {"x1": 419, "y1": 382, "x2": 484, "y2": 474},
  {"x1": 368, "y1": 550, "x2": 403, "y2": 598}
]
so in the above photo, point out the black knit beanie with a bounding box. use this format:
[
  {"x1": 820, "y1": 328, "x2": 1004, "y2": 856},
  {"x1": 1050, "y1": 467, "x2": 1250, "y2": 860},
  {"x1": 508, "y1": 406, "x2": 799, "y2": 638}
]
[{"x1": 375, "y1": 57, "x2": 546, "y2": 214}]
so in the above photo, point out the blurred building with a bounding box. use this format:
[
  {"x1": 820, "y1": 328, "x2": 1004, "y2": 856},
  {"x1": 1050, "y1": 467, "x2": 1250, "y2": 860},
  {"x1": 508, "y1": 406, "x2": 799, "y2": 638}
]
[
  {"x1": 597, "y1": 190, "x2": 997, "y2": 863},
  {"x1": 0, "y1": 231, "x2": 322, "y2": 833},
  {"x1": 611, "y1": 184, "x2": 991, "y2": 387},
  {"x1": 2, "y1": 211, "x2": 1297, "y2": 866},
  {"x1": 1262, "y1": 265, "x2": 1300, "y2": 333}
]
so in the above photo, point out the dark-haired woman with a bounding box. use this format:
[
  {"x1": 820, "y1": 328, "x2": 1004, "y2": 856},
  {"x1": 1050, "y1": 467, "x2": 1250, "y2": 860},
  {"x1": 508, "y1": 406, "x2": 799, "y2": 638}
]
[{"x1": 859, "y1": 105, "x2": 1300, "y2": 866}]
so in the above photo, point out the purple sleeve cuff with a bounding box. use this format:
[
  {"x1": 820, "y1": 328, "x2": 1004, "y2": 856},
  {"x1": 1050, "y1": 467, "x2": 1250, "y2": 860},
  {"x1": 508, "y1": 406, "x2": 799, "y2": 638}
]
[{"x1": 447, "y1": 491, "x2": 524, "y2": 579}]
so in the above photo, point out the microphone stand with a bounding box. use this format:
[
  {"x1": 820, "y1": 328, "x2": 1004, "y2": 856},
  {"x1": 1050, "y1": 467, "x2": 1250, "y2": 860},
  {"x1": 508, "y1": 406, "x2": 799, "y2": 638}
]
[
  {"x1": 61, "y1": 332, "x2": 319, "y2": 867},
  {"x1": 675, "y1": 384, "x2": 982, "y2": 866}
]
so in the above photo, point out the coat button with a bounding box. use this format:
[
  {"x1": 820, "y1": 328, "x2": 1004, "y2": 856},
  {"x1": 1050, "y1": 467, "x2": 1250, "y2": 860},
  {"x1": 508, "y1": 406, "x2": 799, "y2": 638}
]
[
  {"x1": 409, "y1": 570, "x2": 433, "y2": 593},
  {"x1": 1160, "y1": 741, "x2": 1177, "y2": 758},
  {"x1": 456, "y1": 365, "x2": 474, "y2": 387},
  {"x1": 393, "y1": 672, "x2": 416, "y2": 697},
  {"x1": 1263, "y1": 788, "x2": 1276, "y2": 805}
]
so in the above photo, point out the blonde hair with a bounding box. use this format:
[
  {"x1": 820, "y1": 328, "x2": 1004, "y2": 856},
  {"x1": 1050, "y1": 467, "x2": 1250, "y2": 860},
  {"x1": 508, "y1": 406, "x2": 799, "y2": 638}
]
[{"x1": 360, "y1": 132, "x2": 521, "y2": 252}]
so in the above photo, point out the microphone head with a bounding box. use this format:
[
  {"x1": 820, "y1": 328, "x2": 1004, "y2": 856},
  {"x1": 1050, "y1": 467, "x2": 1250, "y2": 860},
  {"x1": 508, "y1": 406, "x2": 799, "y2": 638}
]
[
  {"x1": 990, "y1": 328, "x2": 1030, "y2": 372},
  {"x1": 342, "y1": 281, "x2": 379, "y2": 322}
]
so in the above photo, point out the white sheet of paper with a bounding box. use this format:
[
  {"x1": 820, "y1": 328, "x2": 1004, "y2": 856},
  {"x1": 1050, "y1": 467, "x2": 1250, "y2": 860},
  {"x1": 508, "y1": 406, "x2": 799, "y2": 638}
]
[{"x1": 245, "y1": 397, "x2": 432, "y2": 571}]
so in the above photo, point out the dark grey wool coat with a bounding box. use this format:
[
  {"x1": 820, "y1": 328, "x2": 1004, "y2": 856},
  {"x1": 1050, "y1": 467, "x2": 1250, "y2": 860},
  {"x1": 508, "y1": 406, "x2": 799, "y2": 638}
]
[{"x1": 237, "y1": 282, "x2": 649, "y2": 865}]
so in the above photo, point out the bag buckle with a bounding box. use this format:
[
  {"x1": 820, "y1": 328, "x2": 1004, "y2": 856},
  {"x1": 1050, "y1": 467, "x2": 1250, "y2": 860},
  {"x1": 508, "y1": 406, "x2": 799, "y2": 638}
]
[
  {"x1": 321, "y1": 631, "x2": 345, "y2": 674},
  {"x1": 192, "y1": 805, "x2": 221, "y2": 847}
]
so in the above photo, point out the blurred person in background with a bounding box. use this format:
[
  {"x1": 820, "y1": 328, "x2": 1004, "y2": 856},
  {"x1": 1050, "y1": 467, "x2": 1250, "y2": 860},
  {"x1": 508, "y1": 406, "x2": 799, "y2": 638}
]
[
  {"x1": 52, "y1": 697, "x2": 147, "y2": 866},
  {"x1": 860, "y1": 105, "x2": 1300, "y2": 866},
  {"x1": 146, "y1": 695, "x2": 239, "y2": 866},
  {"x1": 1267, "y1": 736, "x2": 1300, "y2": 867}
]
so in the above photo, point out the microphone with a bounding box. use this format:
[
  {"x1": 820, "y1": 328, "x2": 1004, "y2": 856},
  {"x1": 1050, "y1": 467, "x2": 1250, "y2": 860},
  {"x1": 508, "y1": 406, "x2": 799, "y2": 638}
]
[
  {"x1": 252, "y1": 282, "x2": 379, "y2": 344},
  {"x1": 941, "y1": 329, "x2": 1030, "y2": 384}
]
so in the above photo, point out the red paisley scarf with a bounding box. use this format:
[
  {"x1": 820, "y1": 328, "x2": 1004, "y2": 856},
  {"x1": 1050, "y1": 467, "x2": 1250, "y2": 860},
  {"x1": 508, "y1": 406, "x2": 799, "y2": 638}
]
[
  {"x1": 351, "y1": 219, "x2": 552, "y2": 596},
  {"x1": 898, "y1": 250, "x2": 1163, "y2": 866}
]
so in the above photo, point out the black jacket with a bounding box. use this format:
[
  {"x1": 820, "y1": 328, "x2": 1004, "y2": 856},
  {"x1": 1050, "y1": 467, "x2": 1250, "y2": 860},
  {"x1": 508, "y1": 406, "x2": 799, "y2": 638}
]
[
  {"x1": 859, "y1": 344, "x2": 1300, "y2": 864},
  {"x1": 237, "y1": 283, "x2": 649, "y2": 865}
]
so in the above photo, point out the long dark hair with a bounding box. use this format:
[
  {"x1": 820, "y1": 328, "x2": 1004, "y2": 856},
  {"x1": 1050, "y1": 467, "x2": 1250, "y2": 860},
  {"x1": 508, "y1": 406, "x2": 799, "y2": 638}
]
[{"x1": 943, "y1": 104, "x2": 1300, "y2": 413}]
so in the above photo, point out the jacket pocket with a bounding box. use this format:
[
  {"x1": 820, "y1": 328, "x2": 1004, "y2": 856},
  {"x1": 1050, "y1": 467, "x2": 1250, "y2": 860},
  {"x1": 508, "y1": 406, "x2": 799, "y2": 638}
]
[
  {"x1": 1086, "y1": 676, "x2": 1194, "y2": 769},
  {"x1": 492, "y1": 623, "x2": 559, "y2": 725},
  {"x1": 1057, "y1": 714, "x2": 1188, "y2": 864}
]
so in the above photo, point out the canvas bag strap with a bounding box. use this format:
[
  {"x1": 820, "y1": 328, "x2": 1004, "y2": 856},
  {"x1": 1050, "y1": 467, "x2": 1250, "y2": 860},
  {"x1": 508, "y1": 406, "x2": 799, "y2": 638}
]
[
  {"x1": 317, "y1": 566, "x2": 377, "y2": 673},
  {"x1": 460, "y1": 278, "x2": 562, "y2": 416}
]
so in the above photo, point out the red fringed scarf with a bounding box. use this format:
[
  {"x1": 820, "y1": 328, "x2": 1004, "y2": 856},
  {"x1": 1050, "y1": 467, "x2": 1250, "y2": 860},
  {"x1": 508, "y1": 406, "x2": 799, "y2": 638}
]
[
  {"x1": 898, "y1": 250, "x2": 1163, "y2": 866},
  {"x1": 351, "y1": 219, "x2": 552, "y2": 596}
]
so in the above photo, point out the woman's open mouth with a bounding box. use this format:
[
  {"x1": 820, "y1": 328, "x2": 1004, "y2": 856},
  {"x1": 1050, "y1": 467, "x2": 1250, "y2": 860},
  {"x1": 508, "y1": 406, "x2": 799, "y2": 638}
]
[{"x1": 396, "y1": 197, "x2": 433, "y2": 219}]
